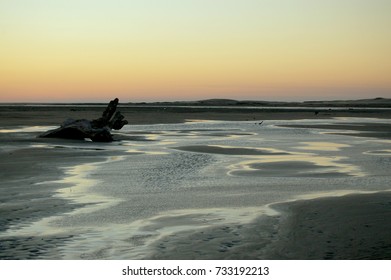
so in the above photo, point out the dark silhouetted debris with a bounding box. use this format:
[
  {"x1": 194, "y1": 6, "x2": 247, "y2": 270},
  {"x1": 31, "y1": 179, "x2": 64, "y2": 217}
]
[{"x1": 39, "y1": 98, "x2": 128, "y2": 142}]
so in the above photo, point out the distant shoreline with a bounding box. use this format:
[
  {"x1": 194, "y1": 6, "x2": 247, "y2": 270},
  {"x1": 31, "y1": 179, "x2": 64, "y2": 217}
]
[
  {"x1": 1, "y1": 97, "x2": 391, "y2": 108},
  {"x1": 1, "y1": 99, "x2": 391, "y2": 127}
]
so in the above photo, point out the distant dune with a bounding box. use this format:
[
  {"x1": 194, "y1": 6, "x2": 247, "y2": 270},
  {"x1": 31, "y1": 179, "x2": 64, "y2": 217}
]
[{"x1": 127, "y1": 97, "x2": 391, "y2": 108}]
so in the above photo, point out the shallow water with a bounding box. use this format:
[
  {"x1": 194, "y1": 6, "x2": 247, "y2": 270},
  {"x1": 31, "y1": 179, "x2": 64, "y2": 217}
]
[{"x1": 1, "y1": 118, "x2": 391, "y2": 259}]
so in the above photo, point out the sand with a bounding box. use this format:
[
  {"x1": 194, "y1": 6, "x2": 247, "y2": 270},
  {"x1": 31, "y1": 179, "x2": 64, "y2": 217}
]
[
  {"x1": 0, "y1": 133, "x2": 126, "y2": 259},
  {"x1": 265, "y1": 192, "x2": 391, "y2": 259},
  {"x1": 1, "y1": 104, "x2": 391, "y2": 259},
  {"x1": 145, "y1": 192, "x2": 391, "y2": 260}
]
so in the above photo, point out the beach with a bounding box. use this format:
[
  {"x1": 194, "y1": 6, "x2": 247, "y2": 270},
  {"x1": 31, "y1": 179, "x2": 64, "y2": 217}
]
[{"x1": 1, "y1": 104, "x2": 391, "y2": 259}]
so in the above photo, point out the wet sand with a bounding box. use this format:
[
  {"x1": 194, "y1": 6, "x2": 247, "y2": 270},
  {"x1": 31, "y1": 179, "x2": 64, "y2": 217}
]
[
  {"x1": 0, "y1": 134, "x2": 125, "y2": 259},
  {"x1": 266, "y1": 192, "x2": 391, "y2": 259},
  {"x1": 280, "y1": 122, "x2": 391, "y2": 139},
  {"x1": 146, "y1": 192, "x2": 391, "y2": 260},
  {"x1": 1, "y1": 104, "x2": 391, "y2": 259}
]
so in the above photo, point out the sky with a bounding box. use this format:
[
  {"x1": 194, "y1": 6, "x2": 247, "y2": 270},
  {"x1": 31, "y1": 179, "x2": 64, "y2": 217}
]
[{"x1": 0, "y1": 0, "x2": 390, "y2": 102}]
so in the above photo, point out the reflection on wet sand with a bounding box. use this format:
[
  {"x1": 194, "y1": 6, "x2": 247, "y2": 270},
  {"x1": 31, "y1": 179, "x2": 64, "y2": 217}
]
[
  {"x1": 173, "y1": 143, "x2": 365, "y2": 178},
  {"x1": 228, "y1": 154, "x2": 366, "y2": 177},
  {"x1": 364, "y1": 149, "x2": 391, "y2": 156},
  {"x1": 295, "y1": 142, "x2": 350, "y2": 151},
  {"x1": 173, "y1": 145, "x2": 288, "y2": 156},
  {"x1": 60, "y1": 206, "x2": 279, "y2": 259},
  {"x1": 0, "y1": 156, "x2": 124, "y2": 238},
  {"x1": 0, "y1": 126, "x2": 56, "y2": 133},
  {"x1": 54, "y1": 157, "x2": 124, "y2": 213},
  {"x1": 280, "y1": 121, "x2": 391, "y2": 139}
]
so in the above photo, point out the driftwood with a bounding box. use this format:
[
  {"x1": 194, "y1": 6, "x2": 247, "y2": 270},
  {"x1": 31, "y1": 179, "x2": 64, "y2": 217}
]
[{"x1": 39, "y1": 98, "x2": 128, "y2": 142}]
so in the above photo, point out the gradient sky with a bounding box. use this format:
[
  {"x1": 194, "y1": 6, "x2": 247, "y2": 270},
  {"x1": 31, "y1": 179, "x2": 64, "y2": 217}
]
[{"x1": 1, "y1": 0, "x2": 390, "y2": 102}]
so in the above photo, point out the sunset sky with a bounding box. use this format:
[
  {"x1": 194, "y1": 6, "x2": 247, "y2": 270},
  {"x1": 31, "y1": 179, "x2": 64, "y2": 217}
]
[{"x1": 1, "y1": 0, "x2": 390, "y2": 102}]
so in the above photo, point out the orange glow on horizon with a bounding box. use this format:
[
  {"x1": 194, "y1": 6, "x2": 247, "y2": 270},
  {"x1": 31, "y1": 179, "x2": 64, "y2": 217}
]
[{"x1": 1, "y1": 0, "x2": 390, "y2": 102}]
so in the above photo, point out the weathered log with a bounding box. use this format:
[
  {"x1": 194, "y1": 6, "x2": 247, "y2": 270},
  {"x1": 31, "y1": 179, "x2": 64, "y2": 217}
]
[{"x1": 39, "y1": 98, "x2": 128, "y2": 142}]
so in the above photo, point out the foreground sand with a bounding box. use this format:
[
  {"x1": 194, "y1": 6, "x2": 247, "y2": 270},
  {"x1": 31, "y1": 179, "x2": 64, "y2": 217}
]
[
  {"x1": 145, "y1": 192, "x2": 391, "y2": 260},
  {"x1": 1, "y1": 104, "x2": 391, "y2": 259},
  {"x1": 266, "y1": 192, "x2": 391, "y2": 259},
  {"x1": 0, "y1": 136, "x2": 125, "y2": 259}
]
